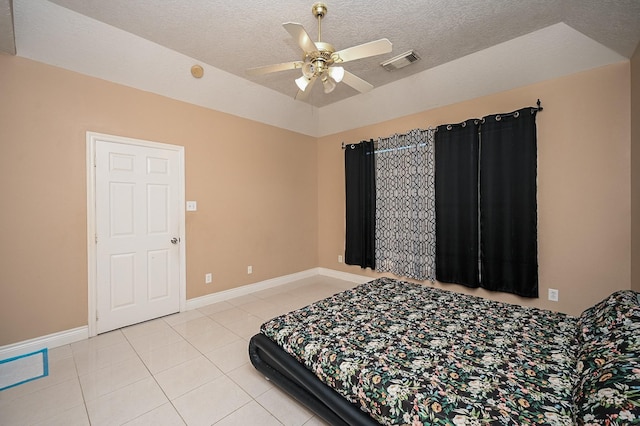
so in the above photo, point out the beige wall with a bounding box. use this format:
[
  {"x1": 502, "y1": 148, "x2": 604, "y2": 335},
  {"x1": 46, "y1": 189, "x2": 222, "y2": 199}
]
[
  {"x1": 0, "y1": 55, "x2": 318, "y2": 346},
  {"x1": 0, "y1": 54, "x2": 634, "y2": 347},
  {"x1": 632, "y1": 44, "x2": 640, "y2": 292},
  {"x1": 318, "y1": 62, "x2": 632, "y2": 317}
]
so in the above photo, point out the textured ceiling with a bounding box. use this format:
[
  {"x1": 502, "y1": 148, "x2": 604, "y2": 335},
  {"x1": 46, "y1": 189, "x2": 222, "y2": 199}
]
[{"x1": 17, "y1": 0, "x2": 640, "y2": 108}]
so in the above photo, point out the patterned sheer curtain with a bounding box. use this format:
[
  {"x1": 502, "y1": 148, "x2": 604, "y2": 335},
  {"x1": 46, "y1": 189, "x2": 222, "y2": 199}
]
[{"x1": 375, "y1": 129, "x2": 435, "y2": 281}]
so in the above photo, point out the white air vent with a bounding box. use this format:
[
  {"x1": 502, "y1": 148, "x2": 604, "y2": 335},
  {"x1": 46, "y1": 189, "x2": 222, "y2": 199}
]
[{"x1": 380, "y1": 50, "x2": 421, "y2": 71}]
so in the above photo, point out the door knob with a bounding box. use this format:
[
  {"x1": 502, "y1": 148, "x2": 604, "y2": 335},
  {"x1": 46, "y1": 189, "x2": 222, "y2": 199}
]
[{"x1": 170, "y1": 237, "x2": 179, "y2": 244}]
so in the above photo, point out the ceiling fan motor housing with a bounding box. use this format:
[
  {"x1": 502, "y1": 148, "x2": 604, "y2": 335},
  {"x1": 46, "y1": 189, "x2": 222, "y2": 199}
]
[{"x1": 303, "y1": 42, "x2": 335, "y2": 77}]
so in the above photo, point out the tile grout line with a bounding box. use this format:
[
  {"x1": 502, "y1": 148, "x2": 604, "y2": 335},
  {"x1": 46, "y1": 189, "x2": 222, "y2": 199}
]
[{"x1": 120, "y1": 324, "x2": 190, "y2": 426}]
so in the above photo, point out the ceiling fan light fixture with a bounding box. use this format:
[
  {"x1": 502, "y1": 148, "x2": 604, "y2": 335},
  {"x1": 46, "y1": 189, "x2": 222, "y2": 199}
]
[
  {"x1": 296, "y1": 75, "x2": 311, "y2": 91},
  {"x1": 328, "y1": 66, "x2": 344, "y2": 83},
  {"x1": 302, "y1": 61, "x2": 316, "y2": 78},
  {"x1": 322, "y1": 74, "x2": 337, "y2": 93}
]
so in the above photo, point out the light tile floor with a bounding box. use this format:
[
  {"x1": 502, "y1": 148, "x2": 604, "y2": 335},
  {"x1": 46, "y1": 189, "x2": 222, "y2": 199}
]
[{"x1": 0, "y1": 275, "x2": 359, "y2": 426}]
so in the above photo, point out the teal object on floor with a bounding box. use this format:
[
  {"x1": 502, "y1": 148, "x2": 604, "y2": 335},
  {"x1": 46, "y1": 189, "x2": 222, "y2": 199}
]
[{"x1": 0, "y1": 348, "x2": 49, "y2": 391}]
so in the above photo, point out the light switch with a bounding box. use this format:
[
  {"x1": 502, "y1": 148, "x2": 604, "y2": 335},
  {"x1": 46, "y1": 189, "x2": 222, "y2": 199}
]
[{"x1": 186, "y1": 201, "x2": 197, "y2": 211}]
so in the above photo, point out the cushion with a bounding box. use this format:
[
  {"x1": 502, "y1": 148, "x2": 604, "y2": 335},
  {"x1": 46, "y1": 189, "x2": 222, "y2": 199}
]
[
  {"x1": 574, "y1": 290, "x2": 640, "y2": 425},
  {"x1": 577, "y1": 290, "x2": 640, "y2": 343},
  {"x1": 574, "y1": 357, "x2": 640, "y2": 425}
]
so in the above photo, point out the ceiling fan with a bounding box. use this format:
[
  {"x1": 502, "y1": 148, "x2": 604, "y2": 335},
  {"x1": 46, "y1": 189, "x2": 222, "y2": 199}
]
[{"x1": 246, "y1": 2, "x2": 392, "y2": 100}]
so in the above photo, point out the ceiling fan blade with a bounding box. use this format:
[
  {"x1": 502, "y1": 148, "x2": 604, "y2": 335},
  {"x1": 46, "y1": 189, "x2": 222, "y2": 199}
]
[
  {"x1": 333, "y1": 38, "x2": 392, "y2": 63},
  {"x1": 342, "y1": 71, "x2": 374, "y2": 93},
  {"x1": 295, "y1": 76, "x2": 317, "y2": 101},
  {"x1": 283, "y1": 22, "x2": 317, "y2": 54},
  {"x1": 246, "y1": 61, "x2": 303, "y2": 76}
]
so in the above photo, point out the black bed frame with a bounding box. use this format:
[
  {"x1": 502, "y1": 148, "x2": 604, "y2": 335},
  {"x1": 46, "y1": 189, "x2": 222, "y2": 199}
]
[{"x1": 249, "y1": 333, "x2": 380, "y2": 426}]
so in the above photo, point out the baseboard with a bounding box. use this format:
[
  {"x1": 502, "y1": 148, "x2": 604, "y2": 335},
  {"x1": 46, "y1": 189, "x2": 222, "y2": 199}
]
[
  {"x1": 186, "y1": 268, "x2": 323, "y2": 310},
  {"x1": 0, "y1": 326, "x2": 88, "y2": 361},
  {"x1": 0, "y1": 268, "x2": 371, "y2": 361},
  {"x1": 186, "y1": 268, "x2": 372, "y2": 310},
  {"x1": 316, "y1": 267, "x2": 372, "y2": 284}
]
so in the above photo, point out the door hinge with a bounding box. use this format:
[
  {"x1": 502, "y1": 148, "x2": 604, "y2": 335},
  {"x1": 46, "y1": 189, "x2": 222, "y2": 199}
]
[{"x1": 95, "y1": 234, "x2": 98, "y2": 244}]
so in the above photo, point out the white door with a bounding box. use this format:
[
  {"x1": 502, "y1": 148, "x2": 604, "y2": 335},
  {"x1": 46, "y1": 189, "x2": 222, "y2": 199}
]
[{"x1": 94, "y1": 138, "x2": 182, "y2": 334}]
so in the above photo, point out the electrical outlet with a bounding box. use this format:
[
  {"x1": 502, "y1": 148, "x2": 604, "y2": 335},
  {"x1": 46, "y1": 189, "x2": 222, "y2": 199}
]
[
  {"x1": 548, "y1": 288, "x2": 559, "y2": 302},
  {"x1": 247, "y1": 265, "x2": 253, "y2": 274},
  {"x1": 338, "y1": 255, "x2": 343, "y2": 263},
  {"x1": 205, "y1": 273, "x2": 212, "y2": 284}
]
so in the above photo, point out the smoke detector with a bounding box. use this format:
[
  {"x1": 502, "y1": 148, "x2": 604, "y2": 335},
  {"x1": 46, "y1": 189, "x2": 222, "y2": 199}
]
[
  {"x1": 191, "y1": 65, "x2": 204, "y2": 78},
  {"x1": 380, "y1": 50, "x2": 420, "y2": 71}
]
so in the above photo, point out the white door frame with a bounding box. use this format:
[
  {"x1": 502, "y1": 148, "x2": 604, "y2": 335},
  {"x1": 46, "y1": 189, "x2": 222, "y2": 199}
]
[{"x1": 86, "y1": 131, "x2": 186, "y2": 337}]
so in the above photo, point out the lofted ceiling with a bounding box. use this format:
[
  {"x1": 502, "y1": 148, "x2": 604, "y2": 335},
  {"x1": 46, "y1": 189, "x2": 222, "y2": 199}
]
[{"x1": 3, "y1": 0, "x2": 640, "y2": 136}]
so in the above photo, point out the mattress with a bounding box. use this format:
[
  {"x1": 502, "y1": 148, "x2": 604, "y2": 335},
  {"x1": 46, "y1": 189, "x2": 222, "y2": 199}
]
[{"x1": 251, "y1": 277, "x2": 580, "y2": 425}]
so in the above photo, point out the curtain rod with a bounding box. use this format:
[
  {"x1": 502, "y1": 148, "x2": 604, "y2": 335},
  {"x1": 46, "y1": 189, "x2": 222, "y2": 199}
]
[
  {"x1": 341, "y1": 129, "x2": 432, "y2": 151},
  {"x1": 487, "y1": 99, "x2": 543, "y2": 122},
  {"x1": 341, "y1": 100, "x2": 543, "y2": 149}
]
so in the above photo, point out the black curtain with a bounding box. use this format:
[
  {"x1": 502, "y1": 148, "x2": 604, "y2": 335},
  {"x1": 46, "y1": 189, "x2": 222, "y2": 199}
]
[
  {"x1": 435, "y1": 120, "x2": 480, "y2": 287},
  {"x1": 480, "y1": 109, "x2": 538, "y2": 297},
  {"x1": 344, "y1": 140, "x2": 376, "y2": 269}
]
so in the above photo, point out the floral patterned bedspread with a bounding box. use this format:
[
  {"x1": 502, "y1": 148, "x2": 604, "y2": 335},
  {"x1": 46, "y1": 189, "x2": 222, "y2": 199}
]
[
  {"x1": 260, "y1": 277, "x2": 579, "y2": 425},
  {"x1": 573, "y1": 290, "x2": 640, "y2": 425}
]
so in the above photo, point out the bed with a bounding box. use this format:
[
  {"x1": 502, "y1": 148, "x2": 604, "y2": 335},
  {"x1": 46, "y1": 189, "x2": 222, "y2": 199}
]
[{"x1": 249, "y1": 277, "x2": 640, "y2": 425}]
